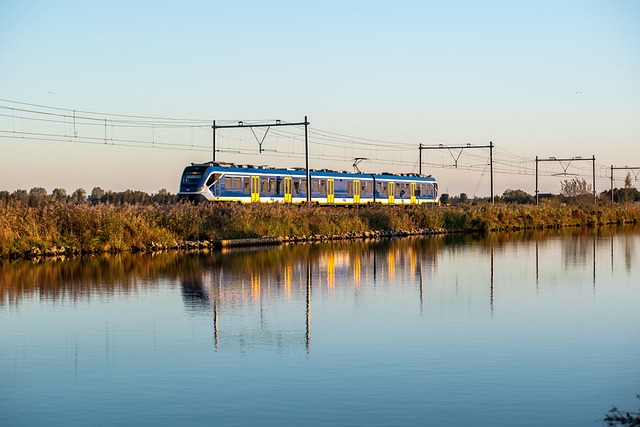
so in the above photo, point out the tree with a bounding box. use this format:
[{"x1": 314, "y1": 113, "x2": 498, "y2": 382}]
[
  {"x1": 11, "y1": 189, "x2": 28, "y2": 203},
  {"x1": 459, "y1": 193, "x2": 468, "y2": 204},
  {"x1": 90, "y1": 187, "x2": 105, "y2": 204},
  {"x1": 622, "y1": 172, "x2": 635, "y2": 204},
  {"x1": 52, "y1": 188, "x2": 68, "y2": 203},
  {"x1": 502, "y1": 189, "x2": 535, "y2": 204},
  {"x1": 560, "y1": 178, "x2": 592, "y2": 198},
  {"x1": 154, "y1": 188, "x2": 171, "y2": 205},
  {"x1": 439, "y1": 193, "x2": 449, "y2": 205},
  {"x1": 560, "y1": 177, "x2": 593, "y2": 204},
  {"x1": 0, "y1": 190, "x2": 10, "y2": 204},
  {"x1": 28, "y1": 187, "x2": 48, "y2": 207},
  {"x1": 71, "y1": 188, "x2": 86, "y2": 204}
]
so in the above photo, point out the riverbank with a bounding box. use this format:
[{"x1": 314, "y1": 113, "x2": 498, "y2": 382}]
[{"x1": 1, "y1": 201, "x2": 639, "y2": 259}]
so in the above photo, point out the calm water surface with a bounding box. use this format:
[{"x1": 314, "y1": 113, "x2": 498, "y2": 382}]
[{"x1": 1, "y1": 227, "x2": 639, "y2": 426}]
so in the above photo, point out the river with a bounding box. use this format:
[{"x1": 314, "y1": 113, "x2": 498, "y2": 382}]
[{"x1": 1, "y1": 227, "x2": 639, "y2": 426}]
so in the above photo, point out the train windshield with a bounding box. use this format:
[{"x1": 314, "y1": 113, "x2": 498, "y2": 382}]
[{"x1": 181, "y1": 166, "x2": 208, "y2": 187}]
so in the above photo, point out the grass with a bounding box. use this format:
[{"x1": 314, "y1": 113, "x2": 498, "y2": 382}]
[{"x1": 1, "y1": 200, "x2": 639, "y2": 258}]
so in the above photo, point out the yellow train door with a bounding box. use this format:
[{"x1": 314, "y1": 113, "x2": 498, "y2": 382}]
[
  {"x1": 327, "y1": 179, "x2": 334, "y2": 204},
  {"x1": 284, "y1": 176, "x2": 292, "y2": 203},
  {"x1": 388, "y1": 182, "x2": 395, "y2": 204},
  {"x1": 353, "y1": 179, "x2": 360, "y2": 204},
  {"x1": 410, "y1": 182, "x2": 416, "y2": 204},
  {"x1": 251, "y1": 176, "x2": 260, "y2": 202}
]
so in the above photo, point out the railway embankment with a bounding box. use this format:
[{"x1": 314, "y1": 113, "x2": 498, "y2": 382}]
[{"x1": 1, "y1": 201, "x2": 639, "y2": 260}]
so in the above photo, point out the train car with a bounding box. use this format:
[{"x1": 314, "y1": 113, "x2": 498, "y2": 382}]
[{"x1": 177, "y1": 161, "x2": 439, "y2": 205}]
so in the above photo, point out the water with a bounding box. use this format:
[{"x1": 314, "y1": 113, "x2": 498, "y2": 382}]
[{"x1": 1, "y1": 227, "x2": 639, "y2": 426}]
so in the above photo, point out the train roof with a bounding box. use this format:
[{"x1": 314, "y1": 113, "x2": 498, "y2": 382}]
[{"x1": 188, "y1": 161, "x2": 436, "y2": 181}]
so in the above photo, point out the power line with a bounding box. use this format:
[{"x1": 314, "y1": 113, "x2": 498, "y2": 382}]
[
  {"x1": 1, "y1": 99, "x2": 634, "y2": 196},
  {"x1": 0, "y1": 98, "x2": 211, "y2": 123}
]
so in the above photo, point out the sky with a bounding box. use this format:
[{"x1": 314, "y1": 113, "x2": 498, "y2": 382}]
[{"x1": 1, "y1": 0, "x2": 639, "y2": 197}]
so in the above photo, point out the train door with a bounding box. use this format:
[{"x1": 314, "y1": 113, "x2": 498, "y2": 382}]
[
  {"x1": 327, "y1": 179, "x2": 334, "y2": 204},
  {"x1": 410, "y1": 182, "x2": 416, "y2": 204},
  {"x1": 251, "y1": 176, "x2": 260, "y2": 202},
  {"x1": 353, "y1": 179, "x2": 360, "y2": 204},
  {"x1": 284, "y1": 176, "x2": 292, "y2": 203},
  {"x1": 388, "y1": 182, "x2": 395, "y2": 204}
]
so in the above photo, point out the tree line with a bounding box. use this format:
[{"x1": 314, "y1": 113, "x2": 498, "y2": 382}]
[
  {"x1": 0, "y1": 187, "x2": 177, "y2": 206},
  {"x1": 440, "y1": 175, "x2": 640, "y2": 206}
]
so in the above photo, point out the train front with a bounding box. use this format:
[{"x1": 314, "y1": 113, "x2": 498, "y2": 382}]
[{"x1": 177, "y1": 164, "x2": 214, "y2": 202}]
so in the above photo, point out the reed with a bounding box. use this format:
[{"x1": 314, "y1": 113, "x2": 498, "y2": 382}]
[{"x1": 1, "y1": 200, "x2": 639, "y2": 258}]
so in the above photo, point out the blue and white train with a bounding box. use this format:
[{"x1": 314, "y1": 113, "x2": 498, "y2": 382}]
[{"x1": 178, "y1": 162, "x2": 439, "y2": 205}]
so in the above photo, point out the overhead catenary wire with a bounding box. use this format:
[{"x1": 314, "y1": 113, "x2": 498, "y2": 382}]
[{"x1": 0, "y1": 98, "x2": 628, "y2": 191}]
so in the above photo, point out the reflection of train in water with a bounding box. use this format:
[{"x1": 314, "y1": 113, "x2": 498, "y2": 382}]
[{"x1": 178, "y1": 161, "x2": 439, "y2": 205}]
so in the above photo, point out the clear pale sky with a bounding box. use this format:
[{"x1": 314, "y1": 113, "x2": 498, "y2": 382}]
[{"x1": 1, "y1": 0, "x2": 639, "y2": 197}]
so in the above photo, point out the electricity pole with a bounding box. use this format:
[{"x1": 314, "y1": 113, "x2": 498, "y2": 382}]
[
  {"x1": 211, "y1": 117, "x2": 311, "y2": 202},
  {"x1": 419, "y1": 142, "x2": 494, "y2": 203},
  {"x1": 535, "y1": 155, "x2": 596, "y2": 205}
]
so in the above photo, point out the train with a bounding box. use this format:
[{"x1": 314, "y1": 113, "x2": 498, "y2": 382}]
[{"x1": 177, "y1": 161, "x2": 439, "y2": 205}]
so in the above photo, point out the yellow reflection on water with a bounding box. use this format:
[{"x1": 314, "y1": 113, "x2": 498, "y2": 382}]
[
  {"x1": 353, "y1": 255, "x2": 361, "y2": 289},
  {"x1": 327, "y1": 253, "x2": 335, "y2": 290},
  {"x1": 284, "y1": 264, "x2": 292, "y2": 300},
  {"x1": 251, "y1": 273, "x2": 261, "y2": 301},
  {"x1": 387, "y1": 250, "x2": 395, "y2": 283}
]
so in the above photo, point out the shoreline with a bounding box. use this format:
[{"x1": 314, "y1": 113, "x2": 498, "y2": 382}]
[{"x1": 20, "y1": 227, "x2": 450, "y2": 260}]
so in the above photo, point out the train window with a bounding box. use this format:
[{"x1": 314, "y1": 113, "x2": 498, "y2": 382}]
[
  {"x1": 244, "y1": 178, "x2": 250, "y2": 193},
  {"x1": 234, "y1": 177, "x2": 242, "y2": 190},
  {"x1": 300, "y1": 180, "x2": 307, "y2": 194},
  {"x1": 399, "y1": 183, "x2": 407, "y2": 197},
  {"x1": 347, "y1": 181, "x2": 353, "y2": 196},
  {"x1": 261, "y1": 178, "x2": 268, "y2": 194},
  {"x1": 293, "y1": 180, "x2": 300, "y2": 195},
  {"x1": 225, "y1": 177, "x2": 232, "y2": 189},
  {"x1": 276, "y1": 178, "x2": 282, "y2": 194},
  {"x1": 320, "y1": 180, "x2": 326, "y2": 195},
  {"x1": 312, "y1": 180, "x2": 319, "y2": 193},
  {"x1": 182, "y1": 173, "x2": 202, "y2": 186},
  {"x1": 365, "y1": 182, "x2": 372, "y2": 195},
  {"x1": 268, "y1": 178, "x2": 275, "y2": 194},
  {"x1": 181, "y1": 166, "x2": 208, "y2": 186}
]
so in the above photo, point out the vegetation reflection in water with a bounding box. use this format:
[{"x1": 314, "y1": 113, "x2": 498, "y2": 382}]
[
  {"x1": 2, "y1": 225, "x2": 637, "y2": 347},
  {"x1": 2, "y1": 226, "x2": 637, "y2": 302}
]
